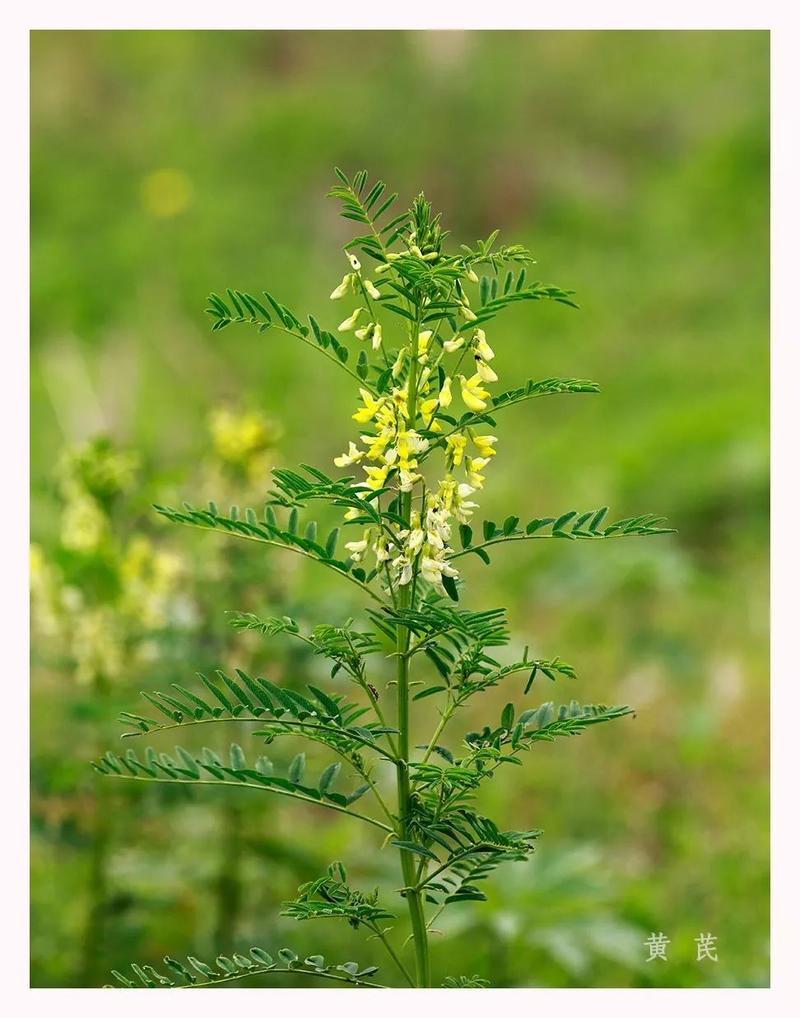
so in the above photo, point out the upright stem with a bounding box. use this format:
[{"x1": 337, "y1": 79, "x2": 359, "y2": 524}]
[
  {"x1": 80, "y1": 674, "x2": 111, "y2": 987},
  {"x1": 394, "y1": 316, "x2": 431, "y2": 988}
]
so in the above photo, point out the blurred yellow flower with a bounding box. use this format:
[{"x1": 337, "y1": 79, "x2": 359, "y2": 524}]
[
  {"x1": 140, "y1": 168, "x2": 193, "y2": 219},
  {"x1": 210, "y1": 407, "x2": 278, "y2": 477}
]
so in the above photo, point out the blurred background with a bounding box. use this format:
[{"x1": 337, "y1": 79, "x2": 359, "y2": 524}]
[{"x1": 30, "y1": 30, "x2": 769, "y2": 988}]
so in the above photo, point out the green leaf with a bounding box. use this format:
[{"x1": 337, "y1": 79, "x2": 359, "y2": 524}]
[
  {"x1": 325, "y1": 528, "x2": 339, "y2": 557},
  {"x1": 502, "y1": 515, "x2": 519, "y2": 536},
  {"x1": 318, "y1": 763, "x2": 341, "y2": 794},
  {"x1": 288, "y1": 753, "x2": 306, "y2": 784},
  {"x1": 391, "y1": 840, "x2": 439, "y2": 861}
]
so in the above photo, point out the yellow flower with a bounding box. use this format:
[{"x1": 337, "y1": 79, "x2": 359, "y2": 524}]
[
  {"x1": 352, "y1": 388, "x2": 384, "y2": 424},
  {"x1": 339, "y1": 307, "x2": 365, "y2": 331},
  {"x1": 395, "y1": 430, "x2": 416, "y2": 468},
  {"x1": 372, "y1": 533, "x2": 393, "y2": 562},
  {"x1": 391, "y1": 386, "x2": 409, "y2": 418},
  {"x1": 472, "y1": 434, "x2": 498, "y2": 458},
  {"x1": 393, "y1": 555, "x2": 414, "y2": 586},
  {"x1": 355, "y1": 321, "x2": 382, "y2": 349},
  {"x1": 454, "y1": 484, "x2": 479, "y2": 522},
  {"x1": 405, "y1": 525, "x2": 425, "y2": 555},
  {"x1": 443, "y1": 336, "x2": 464, "y2": 353},
  {"x1": 420, "y1": 553, "x2": 458, "y2": 587},
  {"x1": 334, "y1": 441, "x2": 365, "y2": 467},
  {"x1": 466, "y1": 267, "x2": 479, "y2": 284},
  {"x1": 398, "y1": 468, "x2": 421, "y2": 492},
  {"x1": 330, "y1": 274, "x2": 353, "y2": 300},
  {"x1": 363, "y1": 464, "x2": 390, "y2": 490},
  {"x1": 461, "y1": 305, "x2": 478, "y2": 322},
  {"x1": 420, "y1": 396, "x2": 442, "y2": 431},
  {"x1": 344, "y1": 535, "x2": 369, "y2": 562},
  {"x1": 458, "y1": 374, "x2": 490, "y2": 412},
  {"x1": 445, "y1": 434, "x2": 467, "y2": 466},
  {"x1": 474, "y1": 356, "x2": 498, "y2": 382},
  {"x1": 391, "y1": 347, "x2": 407, "y2": 378},
  {"x1": 374, "y1": 261, "x2": 392, "y2": 275},
  {"x1": 417, "y1": 330, "x2": 433, "y2": 363},
  {"x1": 61, "y1": 492, "x2": 107, "y2": 552},
  {"x1": 348, "y1": 253, "x2": 362, "y2": 271},
  {"x1": 438, "y1": 376, "x2": 453, "y2": 408},
  {"x1": 474, "y1": 328, "x2": 495, "y2": 361},
  {"x1": 364, "y1": 279, "x2": 381, "y2": 300},
  {"x1": 210, "y1": 408, "x2": 276, "y2": 468},
  {"x1": 362, "y1": 430, "x2": 393, "y2": 461},
  {"x1": 465, "y1": 456, "x2": 489, "y2": 489}
]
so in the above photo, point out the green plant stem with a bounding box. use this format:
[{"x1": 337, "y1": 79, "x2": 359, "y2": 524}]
[
  {"x1": 393, "y1": 317, "x2": 432, "y2": 988},
  {"x1": 416, "y1": 697, "x2": 456, "y2": 770},
  {"x1": 80, "y1": 675, "x2": 112, "y2": 986},
  {"x1": 395, "y1": 646, "x2": 431, "y2": 987},
  {"x1": 368, "y1": 923, "x2": 415, "y2": 987}
]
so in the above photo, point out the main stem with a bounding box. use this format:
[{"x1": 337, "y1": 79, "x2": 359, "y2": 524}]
[{"x1": 394, "y1": 315, "x2": 431, "y2": 988}]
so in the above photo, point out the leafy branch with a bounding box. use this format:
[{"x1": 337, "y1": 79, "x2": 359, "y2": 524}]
[
  {"x1": 92, "y1": 742, "x2": 392, "y2": 833},
  {"x1": 205, "y1": 288, "x2": 375, "y2": 392},
  {"x1": 152, "y1": 500, "x2": 385, "y2": 602},
  {"x1": 423, "y1": 377, "x2": 600, "y2": 449},
  {"x1": 115, "y1": 668, "x2": 397, "y2": 761},
  {"x1": 106, "y1": 944, "x2": 383, "y2": 988},
  {"x1": 452, "y1": 507, "x2": 675, "y2": 563}
]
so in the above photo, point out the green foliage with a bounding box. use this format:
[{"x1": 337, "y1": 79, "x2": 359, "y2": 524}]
[
  {"x1": 106, "y1": 944, "x2": 381, "y2": 988},
  {"x1": 91, "y1": 741, "x2": 385, "y2": 826},
  {"x1": 152, "y1": 499, "x2": 383, "y2": 598},
  {"x1": 94, "y1": 168, "x2": 672, "y2": 989},
  {"x1": 442, "y1": 974, "x2": 491, "y2": 988},
  {"x1": 282, "y1": 861, "x2": 395, "y2": 928}
]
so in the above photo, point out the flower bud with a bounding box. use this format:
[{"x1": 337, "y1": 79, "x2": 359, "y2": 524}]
[
  {"x1": 330, "y1": 274, "x2": 352, "y2": 300},
  {"x1": 339, "y1": 307, "x2": 365, "y2": 331}
]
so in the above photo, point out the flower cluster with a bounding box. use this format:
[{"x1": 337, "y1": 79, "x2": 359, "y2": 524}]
[
  {"x1": 332, "y1": 254, "x2": 384, "y2": 351},
  {"x1": 30, "y1": 439, "x2": 194, "y2": 685},
  {"x1": 331, "y1": 255, "x2": 499, "y2": 594},
  {"x1": 210, "y1": 406, "x2": 280, "y2": 485}
]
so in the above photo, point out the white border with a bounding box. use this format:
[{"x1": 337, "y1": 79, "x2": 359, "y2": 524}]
[{"x1": 6, "y1": 5, "x2": 798, "y2": 1014}]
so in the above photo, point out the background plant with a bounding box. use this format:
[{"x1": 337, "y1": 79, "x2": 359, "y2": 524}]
[
  {"x1": 90, "y1": 169, "x2": 675, "y2": 988},
  {"x1": 30, "y1": 30, "x2": 769, "y2": 989}
]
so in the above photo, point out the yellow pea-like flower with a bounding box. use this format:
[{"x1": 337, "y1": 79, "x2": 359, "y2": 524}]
[
  {"x1": 446, "y1": 434, "x2": 467, "y2": 466},
  {"x1": 391, "y1": 347, "x2": 407, "y2": 378},
  {"x1": 473, "y1": 434, "x2": 498, "y2": 458},
  {"x1": 352, "y1": 388, "x2": 384, "y2": 424},
  {"x1": 458, "y1": 374, "x2": 490, "y2": 412},
  {"x1": 339, "y1": 307, "x2": 365, "y2": 332},
  {"x1": 363, "y1": 464, "x2": 390, "y2": 490},
  {"x1": 474, "y1": 328, "x2": 495, "y2": 361},
  {"x1": 334, "y1": 441, "x2": 364, "y2": 467},
  {"x1": 474, "y1": 356, "x2": 498, "y2": 383},
  {"x1": 330, "y1": 274, "x2": 353, "y2": 300}
]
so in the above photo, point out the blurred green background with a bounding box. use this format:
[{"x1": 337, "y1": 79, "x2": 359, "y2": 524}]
[{"x1": 30, "y1": 30, "x2": 769, "y2": 988}]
